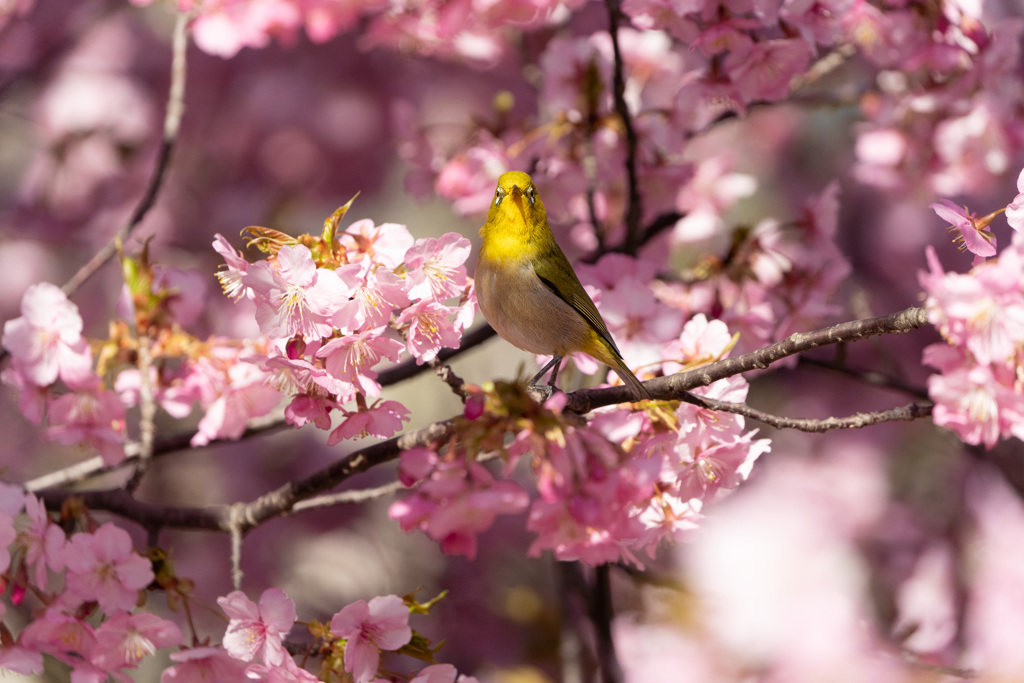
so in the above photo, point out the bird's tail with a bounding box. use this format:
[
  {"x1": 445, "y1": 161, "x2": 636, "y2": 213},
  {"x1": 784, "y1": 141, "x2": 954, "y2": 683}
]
[{"x1": 610, "y1": 355, "x2": 651, "y2": 401}]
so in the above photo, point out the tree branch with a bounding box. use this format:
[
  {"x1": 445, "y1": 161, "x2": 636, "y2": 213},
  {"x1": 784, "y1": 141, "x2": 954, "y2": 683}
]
[
  {"x1": 603, "y1": 0, "x2": 643, "y2": 254},
  {"x1": 680, "y1": 392, "x2": 933, "y2": 432},
  {"x1": 566, "y1": 306, "x2": 930, "y2": 413},
  {"x1": 30, "y1": 306, "x2": 934, "y2": 534},
  {"x1": 61, "y1": 8, "x2": 190, "y2": 297}
]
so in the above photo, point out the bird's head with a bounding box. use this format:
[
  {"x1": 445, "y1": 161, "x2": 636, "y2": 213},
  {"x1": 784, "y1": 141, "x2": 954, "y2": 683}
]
[{"x1": 486, "y1": 171, "x2": 548, "y2": 236}]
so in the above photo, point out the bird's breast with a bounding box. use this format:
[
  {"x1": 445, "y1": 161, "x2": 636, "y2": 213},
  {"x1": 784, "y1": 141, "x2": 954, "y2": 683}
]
[{"x1": 475, "y1": 256, "x2": 593, "y2": 357}]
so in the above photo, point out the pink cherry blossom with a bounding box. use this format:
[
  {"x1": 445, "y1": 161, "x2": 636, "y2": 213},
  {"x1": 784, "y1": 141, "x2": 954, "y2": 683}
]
[
  {"x1": 634, "y1": 493, "x2": 703, "y2": 556},
  {"x1": 404, "y1": 233, "x2": 472, "y2": 302},
  {"x1": 527, "y1": 427, "x2": 653, "y2": 567},
  {"x1": 674, "y1": 431, "x2": 770, "y2": 502},
  {"x1": 317, "y1": 328, "x2": 405, "y2": 396},
  {"x1": 1, "y1": 282, "x2": 95, "y2": 388},
  {"x1": 19, "y1": 492, "x2": 67, "y2": 587},
  {"x1": 396, "y1": 299, "x2": 465, "y2": 363},
  {"x1": 64, "y1": 523, "x2": 154, "y2": 614},
  {"x1": 330, "y1": 595, "x2": 412, "y2": 683},
  {"x1": 1005, "y1": 167, "x2": 1024, "y2": 233},
  {"x1": 930, "y1": 199, "x2": 997, "y2": 258},
  {"x1": 332, "y1": 263, "x2": 410, "y2": 334},
  {"x1": 724, "y1": 38, "x2": 813, "y2": 104},
  {"x1": 244, "y1": 244, "x2": 353, "y2": 340},
  {"x1": 92, "y1": 612, "x2": 183, "y2": 670},
  {"x1": 924, "y1": 344, "x2": 1024, "y2": 449},
  {"x1": 191, "y1": 357, "x2": 282, "y2": 447},
  {"x1": 218, "y1": 587, "x2": 296, "y2": 666},
  {"x1": 1, "y1": 366, "x2": 47, "y2": 425},
  {"x1": 284, "y1": 394, "x2": 337, "y2": 430},
  {"x1": 213, "y1": 233, "x2": 252, "y2": 301},
  {"x1": 45, "y1": 388, "x2": 127, "y2": 466},
  {"x1": 161, "y1": 646, "x2": 249, "y2": 683},
  {"x1": 19, "y1": 610, "x2": 95, "y2": 671},
  {"x1": 328, "y1": 400, "x2": 411, "y2": 445},
  {"x1": 390, "y1": 456, "x2": 529, "y2": 559},
  {"x1": 341, "y1": 219, "x2": 415, "y2": 270}
]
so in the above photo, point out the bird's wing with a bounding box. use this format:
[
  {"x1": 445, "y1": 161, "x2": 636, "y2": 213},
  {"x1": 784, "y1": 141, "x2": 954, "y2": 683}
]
[{"x1": 532, "y1": 247, "x2": 623, "y2": 357}]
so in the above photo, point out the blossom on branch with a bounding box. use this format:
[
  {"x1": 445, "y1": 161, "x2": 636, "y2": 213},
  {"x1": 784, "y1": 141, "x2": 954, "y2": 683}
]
[
  {"x1": 218, "y1": 587, "x2": 296, "y2": 666},
  {"x1": 330, "y1": 594, "x2": 412, "y2": 683}
]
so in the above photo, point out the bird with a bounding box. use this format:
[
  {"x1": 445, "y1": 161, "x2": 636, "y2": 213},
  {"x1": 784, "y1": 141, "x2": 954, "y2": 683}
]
[{"x1": 475, "y1": 170, "x2": 651, "y2": 401}]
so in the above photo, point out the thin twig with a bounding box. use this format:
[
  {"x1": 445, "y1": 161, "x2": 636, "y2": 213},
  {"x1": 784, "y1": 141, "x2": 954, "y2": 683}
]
[
  {"x1": 604, "y1": 0, "x2": 643, "y2": 254},
  {"x1": 228, "y1": 504, "x2": 245, "y2": 590},
  {"x1": 429, "y1": 357, "x2": 469, "y2": 400},
  {"x1": 23, "y1": 411, "x2": 290, "y2": 492},
  {"x1": 290, "y1": 481, "x2": 405, "y2": 514},
  {"x1": 680, "y1": 392, "x2": 933, "y2": 432},
  {"x1": 61, "y1": 9, "x2": 190, "y2": 297},
  {"x1": 567, "y1": 306, "x2": 930, "y2": 412},
  {"x1": 124, "y1": 336, "x2": 155, "y2": 493}
]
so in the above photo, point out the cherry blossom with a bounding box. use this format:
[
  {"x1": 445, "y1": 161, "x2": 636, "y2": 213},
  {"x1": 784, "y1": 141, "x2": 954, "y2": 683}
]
[
  {"x1": 244, "y1": 244, "x2": 353, "y2": 341},
  {"x1": 63, "y1": 523, "x2": 154, "y2": 614},
  {"x1": 328, "y1": 400, "x2": 411, "y2": 444},
  {"x1": 218, "y1": 587, "x2": 296, "y2": 666},
  {"x1": 396, "y1": 300, "x2": 465, "y2": 363},
  {"x1": 330, "y1": 595, "x2": 412, "y2": 683},
  {"x1": 160, "y1": 646, "x2": 249, "y2": 683},
  {"x1": 341, "y1": 219, "x2": 415, "y2": 270},
  {"x1": 45, "y1": 388, "x2": 127, "y2": 466},
  {"x1": 390, "y1": 454, "x2": 529, "y2": 559},
  {"x1": 19, "y1": 492, "x2": 66, "y2": 587},
  {"x1": 92, "y1": 612, "x2": 183, "y2": 670},
  {"x1": 930, "y1": 199, "x2": 997, "y2": 259},
  {"x1": 1, "y1": 282, "x2": 95, "y2": 389},
  {"x1": 404, "y1": 233, "x2": 472, "y2": 302}
]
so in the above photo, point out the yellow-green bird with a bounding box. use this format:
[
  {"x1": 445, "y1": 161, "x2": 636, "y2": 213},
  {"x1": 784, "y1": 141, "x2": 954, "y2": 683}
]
[{"x1": 475, "y1": 170, "x2": 651, "y2": 401}]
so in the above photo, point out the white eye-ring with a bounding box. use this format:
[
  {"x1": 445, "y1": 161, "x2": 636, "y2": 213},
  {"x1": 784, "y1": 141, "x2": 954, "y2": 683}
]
[
  {"x1": 495, "y1": 187, "x2": 505, "y2": 205},
  {"x1": 525, "y1": 186, "x2": 536, "y2": 205}
]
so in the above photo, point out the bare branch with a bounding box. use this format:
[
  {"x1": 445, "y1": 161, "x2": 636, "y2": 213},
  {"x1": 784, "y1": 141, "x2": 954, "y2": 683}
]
[
  {"x1": 290, "y1": 481, "x2": 405, "y2": 514},
  {"x1": 429, "y1": 357, "x2": 469, "y2": 400},
  {"x1": 125, "y1": 336, "x2": 156, "y2": 493},
  {"x1": 61, "y1": 9, "x2": 190, "y2": 297},
  {"x1": 603, "y1": 0, "x2": 643, "y2": 254},
  {"x1": 680, "y1": 392, "x2": 933, "y2": 432},
  {"x1": 24, "y1": 412, "x2": 290, "y2": 492},
  {"x1": 567, "y1": 306, "x2": 930, "y2": 413},
  {"x1": 30, "y1": 306, "x2": 934, "y2": 535}
]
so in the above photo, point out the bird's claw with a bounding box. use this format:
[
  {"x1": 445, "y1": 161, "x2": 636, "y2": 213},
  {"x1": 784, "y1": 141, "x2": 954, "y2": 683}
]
[{"x1": 526, "y1": 383, "x2": 558, "y2": 403}]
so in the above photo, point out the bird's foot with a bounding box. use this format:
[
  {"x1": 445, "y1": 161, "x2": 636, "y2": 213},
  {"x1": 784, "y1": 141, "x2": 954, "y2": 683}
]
[{"x1": 526, "y1": 383, "x2": 558, "y2": 403}]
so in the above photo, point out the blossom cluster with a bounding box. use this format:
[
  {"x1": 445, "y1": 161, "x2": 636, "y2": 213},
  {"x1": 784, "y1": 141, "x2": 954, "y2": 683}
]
[
  {"x1": 391, "y1": 314, "x2": 770, "y2": 565},
  {"x1": 0, "y1": 488, "x2": 475, "y2": 681},
  {"x1": 1, "y1": 283, "x2": 127, "y2": 464},
  {"x1": 217, "y1": 215, "x2": 474, "y2": 444},
  {"x1": 0, "y1": 210, "x2": 474, "y2": 462},
  {"x1": 919, "y1": 170, "x2": 1024, "y2": 448},
  {"x1": 0, "y1": 485, "x2": 179, "y2": 680}
]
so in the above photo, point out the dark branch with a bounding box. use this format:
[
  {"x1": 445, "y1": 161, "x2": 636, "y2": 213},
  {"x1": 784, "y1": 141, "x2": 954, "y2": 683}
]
[
  {"x1": 60, "y1": 9, "x2": 189, "y2": 297},
  {"x1": 680, "y1": 392, "x2": 934, "y2": 432},
  {"x1": 604, "y1": 0, "x2": 643, "y2": 254},
  {"x1": 566, "y1": 306, "x2": 930, "y2": 412}
]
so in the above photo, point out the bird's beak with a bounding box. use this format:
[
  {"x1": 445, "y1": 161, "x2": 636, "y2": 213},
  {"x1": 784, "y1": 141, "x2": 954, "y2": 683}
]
[{"x1": 510, "y1": 184, "x2": 525, "y2": 212}]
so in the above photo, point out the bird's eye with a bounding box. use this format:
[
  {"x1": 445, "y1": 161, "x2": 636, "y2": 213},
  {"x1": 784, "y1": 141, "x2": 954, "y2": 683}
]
[
  {"x1": 526, "y1": 186, "x2": 536, "y2": 206},
  {"x1": 495, "y1": 187, "x2": 504, "y2": 205}
]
